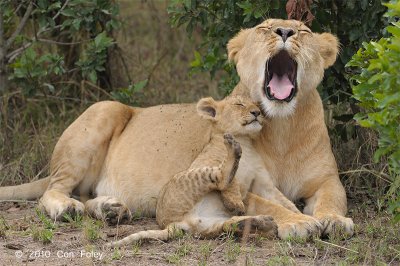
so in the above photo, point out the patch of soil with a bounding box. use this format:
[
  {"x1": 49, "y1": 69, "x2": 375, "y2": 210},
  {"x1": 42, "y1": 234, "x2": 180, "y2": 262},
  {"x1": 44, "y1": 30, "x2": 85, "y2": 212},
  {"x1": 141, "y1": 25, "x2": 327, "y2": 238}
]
[{"x1": 1, "y1": 200, "x2": 399, "y2": 265}]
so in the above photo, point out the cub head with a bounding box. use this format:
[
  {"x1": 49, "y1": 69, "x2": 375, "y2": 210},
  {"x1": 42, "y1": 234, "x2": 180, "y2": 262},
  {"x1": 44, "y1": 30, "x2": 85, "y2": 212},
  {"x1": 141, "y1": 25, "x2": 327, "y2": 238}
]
[
  {"x1": 196, "y1": 96, "x2": 263, "y2": 137},
  {"x1": 227, "y1": 18, "x2": 339, "y2": 117}
]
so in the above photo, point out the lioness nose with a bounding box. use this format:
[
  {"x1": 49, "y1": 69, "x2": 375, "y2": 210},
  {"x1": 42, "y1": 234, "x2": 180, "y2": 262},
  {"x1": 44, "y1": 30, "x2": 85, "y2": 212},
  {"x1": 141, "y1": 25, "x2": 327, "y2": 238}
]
[
  {"x1": 275, "y1": 28, "x2": 294, "y2": 42},
  {"x1": 250, "y1": 110, "x2": 260, "y2": 118}
]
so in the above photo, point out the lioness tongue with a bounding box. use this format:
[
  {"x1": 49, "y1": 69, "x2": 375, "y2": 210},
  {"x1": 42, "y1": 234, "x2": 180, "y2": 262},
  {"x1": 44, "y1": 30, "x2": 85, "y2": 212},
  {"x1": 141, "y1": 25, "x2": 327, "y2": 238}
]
[{"x1": 268, "y1": 73, "x2": 294, "y2": 100}]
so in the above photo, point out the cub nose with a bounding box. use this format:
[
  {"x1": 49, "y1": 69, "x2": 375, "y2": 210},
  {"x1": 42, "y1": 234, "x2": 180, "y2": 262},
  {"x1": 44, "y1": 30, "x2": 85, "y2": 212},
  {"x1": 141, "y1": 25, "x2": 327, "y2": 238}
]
[
  {"x1": 275, "y1": 28, "x2": 294, "y2": 42},
  {"x1": 250, "y1": 110, "x2": 260, "y2": 118}
]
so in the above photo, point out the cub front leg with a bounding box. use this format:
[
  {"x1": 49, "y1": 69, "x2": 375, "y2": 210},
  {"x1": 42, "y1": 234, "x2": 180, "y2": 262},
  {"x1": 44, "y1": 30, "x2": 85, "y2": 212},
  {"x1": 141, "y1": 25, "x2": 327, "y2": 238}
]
[
  {"x1": 219, "y1": 133, "x2": 242, "y2": 187},
  {"x1": 303, "y1": 178, "x2": 354, "y2": 236},
  {"x1": 221, "y1": 179, "x2": 245, "y2": 215},
  {"x1": 157, "y1": 138, "x2": 244, "y2": 228},
  {"x1": 220, "y1": 133, "x2": 245, "y2": 215}
]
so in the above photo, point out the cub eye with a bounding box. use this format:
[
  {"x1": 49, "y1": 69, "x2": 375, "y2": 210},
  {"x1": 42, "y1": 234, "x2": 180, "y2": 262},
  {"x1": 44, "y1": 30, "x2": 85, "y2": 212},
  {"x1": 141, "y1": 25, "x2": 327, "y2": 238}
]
[{"x1": 235, "y1": 103, "x2": 245, "y2": 107}]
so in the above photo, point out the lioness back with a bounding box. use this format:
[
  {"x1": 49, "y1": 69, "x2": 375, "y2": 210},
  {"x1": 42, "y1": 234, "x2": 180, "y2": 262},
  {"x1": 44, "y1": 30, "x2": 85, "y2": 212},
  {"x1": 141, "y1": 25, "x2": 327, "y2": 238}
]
[{"x1": 95, "y1": 103, "x2": 213, "y2": 216}]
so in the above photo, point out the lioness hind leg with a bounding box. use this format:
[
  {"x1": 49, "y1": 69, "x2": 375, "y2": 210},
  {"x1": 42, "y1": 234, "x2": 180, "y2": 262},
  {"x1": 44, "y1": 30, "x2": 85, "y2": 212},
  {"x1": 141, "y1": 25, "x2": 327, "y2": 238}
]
[
  {"x1": 85, "y1": 196, "x2": 132, "y2": 225},
  {"x1": 40, "y1": 101, "x2": 133, "y2": 220}
]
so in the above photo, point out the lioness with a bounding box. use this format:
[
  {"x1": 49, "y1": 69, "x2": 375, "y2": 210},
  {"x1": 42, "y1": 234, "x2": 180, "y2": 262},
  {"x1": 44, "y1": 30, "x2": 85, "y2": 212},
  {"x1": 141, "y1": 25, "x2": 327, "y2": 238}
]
[
  {"x1": 0, "y1": 19, "x2": 354, "y2": 238},
  {"x1": 109, "y1": 96, "x2": 283, "y2": 247}
]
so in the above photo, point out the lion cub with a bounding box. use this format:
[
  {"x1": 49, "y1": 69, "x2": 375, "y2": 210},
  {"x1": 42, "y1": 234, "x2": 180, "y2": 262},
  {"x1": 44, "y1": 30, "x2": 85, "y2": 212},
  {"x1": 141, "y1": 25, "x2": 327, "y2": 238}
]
[{"x1": 107, "y1": 96, "x2": 291, "y2": 247}]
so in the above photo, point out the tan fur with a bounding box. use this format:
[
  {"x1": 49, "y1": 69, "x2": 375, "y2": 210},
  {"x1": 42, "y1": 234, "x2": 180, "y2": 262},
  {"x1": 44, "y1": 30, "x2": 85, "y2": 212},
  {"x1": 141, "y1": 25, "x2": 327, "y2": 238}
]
[
  {"x1": 156, "y1": 133, "x2": 245, "y2": 229},
  {"x1": 107, "y1": 97, "x2": 280, "y2": 247},
  {"x1": 0, "y1": 19, "x2": 353, "y2": 238}
]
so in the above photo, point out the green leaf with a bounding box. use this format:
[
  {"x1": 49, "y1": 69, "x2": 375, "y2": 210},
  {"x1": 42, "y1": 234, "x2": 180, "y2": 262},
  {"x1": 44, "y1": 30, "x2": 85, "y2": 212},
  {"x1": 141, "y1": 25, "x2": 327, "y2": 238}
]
[
  {"x1": 94, "y1": 32, "x2": 113, "y2": 49},
  {"x1": 88, "y1": 70, "x2": 97, "y2": 83},
  {"x1": 190, "y1": 51, "x2": 202, "y2": 67},
  {"x1": 359, "y1": 119, "x2": 373, "y2": 128},
  {"x1": 133, "y1": 79, "x2": 148, "y2": 92},
  {"x1": 72, "y1": 19, "x2": 82, "y2": 31},
  {"x1": 387, "y1": 25, "x2": 400, "y2": 38},
  {"x1": 43, "y1": 83, "x2": 55, "y2": 93},
  {"x1": 367, "y1": 74, "x2": 382, "y2": 84},
  {"x1": 61, "y1": 8, "x2": 76, "y2": 17}
]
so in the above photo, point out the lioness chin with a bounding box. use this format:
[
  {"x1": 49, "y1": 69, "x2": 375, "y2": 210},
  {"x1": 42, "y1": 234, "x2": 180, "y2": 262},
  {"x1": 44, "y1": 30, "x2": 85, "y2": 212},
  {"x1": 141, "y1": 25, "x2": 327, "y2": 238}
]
[{"x1": 0, "y1": 18, "x2": 354, "y2": 238}]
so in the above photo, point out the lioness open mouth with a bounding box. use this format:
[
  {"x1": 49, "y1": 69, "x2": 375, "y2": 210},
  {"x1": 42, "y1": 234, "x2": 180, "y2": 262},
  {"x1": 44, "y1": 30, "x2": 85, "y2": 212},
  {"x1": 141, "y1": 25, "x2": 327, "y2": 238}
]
[{"x1": 264, "y1": 50, "x2": 297, "y2": 102}]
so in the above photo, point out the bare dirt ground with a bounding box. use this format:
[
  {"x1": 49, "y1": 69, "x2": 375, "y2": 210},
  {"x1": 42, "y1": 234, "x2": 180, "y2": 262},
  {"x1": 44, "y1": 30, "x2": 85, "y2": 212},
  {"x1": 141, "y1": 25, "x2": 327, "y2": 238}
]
[{"x1": 1, "y1": 195, "x2": 399, "y2": 266}]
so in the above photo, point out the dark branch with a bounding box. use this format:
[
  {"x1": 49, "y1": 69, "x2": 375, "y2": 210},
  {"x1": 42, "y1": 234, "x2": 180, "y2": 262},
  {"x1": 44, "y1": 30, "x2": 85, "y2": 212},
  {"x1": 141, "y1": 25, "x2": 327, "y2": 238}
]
[
  {"x1": 0, "y1": 7, "x2": 4, "y2": 52},
  {"x1": 0, "y1": 7, "x2": 6, "y2": 91},
  {"x1": 6, "y1": 1, "x2": 33, "y2": 49},
  {"x1": 6, "y1": 42, "x2": 32, "y2": 63},
  {"x1": 52, "y1": 0, "x2": 70, "y2": 21}
]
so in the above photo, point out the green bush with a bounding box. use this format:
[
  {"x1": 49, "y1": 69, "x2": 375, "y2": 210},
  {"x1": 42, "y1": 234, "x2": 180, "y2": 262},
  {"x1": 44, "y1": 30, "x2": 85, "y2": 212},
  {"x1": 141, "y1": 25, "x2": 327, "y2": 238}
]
[
  {"x1": 168, "y1": 0, "x2": 285, "y2": 93},
  {"x1": 0, "y1": 0, "x2": 119, "y2": 96},
  {"x1": 347, "y1": 1, "x2": 400, "y2": 222}
]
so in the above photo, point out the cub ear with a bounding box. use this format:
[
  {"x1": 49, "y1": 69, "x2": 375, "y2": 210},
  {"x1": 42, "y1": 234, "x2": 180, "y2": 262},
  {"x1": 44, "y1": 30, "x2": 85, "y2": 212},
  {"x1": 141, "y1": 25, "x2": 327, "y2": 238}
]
[
  {"x1": 315, "y1": 33, "x2": 340, "y2": 69},
  {"x1": 227, "y1": 29, "x2": 251, "y2": 64},
  {"x1": 197, "y1": 97, "x2": 218, "y2": 121}
]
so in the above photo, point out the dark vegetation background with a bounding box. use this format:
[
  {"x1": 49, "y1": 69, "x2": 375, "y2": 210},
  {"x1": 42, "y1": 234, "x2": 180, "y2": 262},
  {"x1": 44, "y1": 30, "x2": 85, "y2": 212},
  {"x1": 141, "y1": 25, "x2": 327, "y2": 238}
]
[{"x1": 0, "y1": 0, "x2": 399, "y2": 265}]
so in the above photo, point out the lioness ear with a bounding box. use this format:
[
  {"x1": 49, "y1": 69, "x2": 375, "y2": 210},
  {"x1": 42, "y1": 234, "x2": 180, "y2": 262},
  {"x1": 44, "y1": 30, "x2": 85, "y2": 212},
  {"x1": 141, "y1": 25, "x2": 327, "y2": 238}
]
[
  {"x1": 227, "y1": 29, "x2": 251, "y2": 64},
  {"x1": 197, "y1": 97, "x2": 218, "y2": 121},
  {"x1": 315, "y1": 33, "x2": 339, "y2": 69}
]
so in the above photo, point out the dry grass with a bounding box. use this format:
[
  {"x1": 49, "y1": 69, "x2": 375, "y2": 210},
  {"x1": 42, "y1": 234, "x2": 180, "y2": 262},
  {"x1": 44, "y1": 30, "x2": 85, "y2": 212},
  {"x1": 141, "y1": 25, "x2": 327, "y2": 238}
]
[
  {"x1": 111, "y1": 0, "x2": 223, "y2": 106},
  {"x1": 0, "y1": 200, "x2": 399, "y2": 265}
]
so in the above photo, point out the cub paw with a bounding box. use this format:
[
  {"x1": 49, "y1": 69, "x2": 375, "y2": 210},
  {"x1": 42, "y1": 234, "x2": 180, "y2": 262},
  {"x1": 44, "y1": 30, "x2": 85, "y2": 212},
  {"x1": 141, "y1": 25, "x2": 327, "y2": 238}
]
[
  {"x1": 223, "y1": 198, "x2": 246, "y2": 216},
  {"x1": 223, "y1": 133, "x2": 234, "y2": 145},
  {"x1": 236, "y1": 215, "x2": 278, "y2": 237},
  {"x1": 316, "y1": 214, "x2": 354, "y2": 237},
  {"x1": 278, "y1": 214, "x2": 322, "y2": 239},
  {"x1": 223, "y1": 133, "x2": 242, "y2": 160}
]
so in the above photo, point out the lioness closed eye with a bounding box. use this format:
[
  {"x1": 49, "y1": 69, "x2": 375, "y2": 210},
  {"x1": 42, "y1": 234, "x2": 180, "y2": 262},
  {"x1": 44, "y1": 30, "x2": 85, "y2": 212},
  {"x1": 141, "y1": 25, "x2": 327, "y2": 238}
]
[{"x1": 107, "y1": 96, "x2": 283, "y2": 247}]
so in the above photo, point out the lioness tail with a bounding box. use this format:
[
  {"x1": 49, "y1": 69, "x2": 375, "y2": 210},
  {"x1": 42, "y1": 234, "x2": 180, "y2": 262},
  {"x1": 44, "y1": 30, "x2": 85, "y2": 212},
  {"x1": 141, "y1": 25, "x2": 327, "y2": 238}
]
[{"x1": 0, "y1": 177, "x2": 50, "y2": 200}]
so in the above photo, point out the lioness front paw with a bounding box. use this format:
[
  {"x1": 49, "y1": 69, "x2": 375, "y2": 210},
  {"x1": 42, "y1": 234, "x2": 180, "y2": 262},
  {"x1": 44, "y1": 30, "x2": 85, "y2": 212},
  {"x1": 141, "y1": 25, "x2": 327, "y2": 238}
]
[
  {"x1": 39, "y1": 195, "x2": 85, "y2": 221},
  {"x1": 278, "y1": 214, "x2": 322, "y2": 239},
  {"x1": 102, "y1": 201, "x2": 132, "y2": 225},
  {"x1": 315, "y1": 214, "x2": 354, "y2": 237}
]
